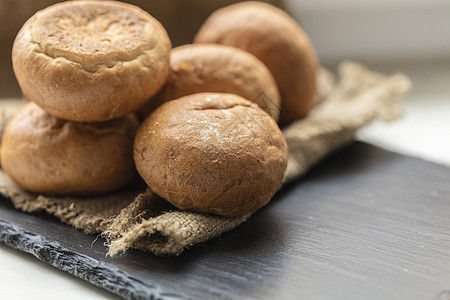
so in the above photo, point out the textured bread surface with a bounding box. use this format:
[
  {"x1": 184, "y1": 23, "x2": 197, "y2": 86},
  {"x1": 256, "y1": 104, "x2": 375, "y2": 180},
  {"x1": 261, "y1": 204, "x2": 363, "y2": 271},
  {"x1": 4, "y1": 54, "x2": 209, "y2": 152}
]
[
  {"x1": 134, "y1": 93, "x2": 288, "y2": 216},
  {"x1": 12, "y1": 0, "x2": 171, "y2": 121},
  {"x1": 139, "y1": 43, "x2": 280, "y2": 121},
  {"x1": 195, "y1": 1, "x2": 318, "y2": 125},
  {"x1": 0, "y1": 102, "x2": 140, "y2": 195}
]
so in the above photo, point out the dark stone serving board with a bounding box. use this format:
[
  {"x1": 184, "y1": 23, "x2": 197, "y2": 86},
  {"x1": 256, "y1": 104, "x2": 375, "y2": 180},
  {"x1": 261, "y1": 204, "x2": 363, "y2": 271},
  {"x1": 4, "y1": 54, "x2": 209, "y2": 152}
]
[{"x1": 1, "y1": 142, "x2": 450, "y2": 300}]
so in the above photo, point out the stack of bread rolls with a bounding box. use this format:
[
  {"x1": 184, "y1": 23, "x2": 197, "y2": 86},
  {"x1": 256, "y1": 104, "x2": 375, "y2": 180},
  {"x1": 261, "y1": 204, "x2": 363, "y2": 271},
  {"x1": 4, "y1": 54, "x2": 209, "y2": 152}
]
[
  {"x1": 2, "y1": 0, "x2": 171, "y2": 195},
  {"x1": 1, "y1": 0, "x2": 317, "y2": 217}
]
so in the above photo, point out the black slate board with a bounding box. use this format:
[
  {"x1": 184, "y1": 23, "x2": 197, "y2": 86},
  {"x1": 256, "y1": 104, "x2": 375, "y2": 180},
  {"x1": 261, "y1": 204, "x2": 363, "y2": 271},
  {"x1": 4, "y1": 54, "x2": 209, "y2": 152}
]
[{"x1": 1, "y1": 142, "x2": 450, "y2": 300}]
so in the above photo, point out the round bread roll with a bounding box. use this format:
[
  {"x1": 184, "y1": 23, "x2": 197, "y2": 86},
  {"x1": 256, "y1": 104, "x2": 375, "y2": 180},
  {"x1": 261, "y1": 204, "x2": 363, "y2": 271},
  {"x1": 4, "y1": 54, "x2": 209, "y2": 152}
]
[
  {"x1": 0, "y1": 102, "x2": 139, "y2": 195},
  {"x1": 194, "y1": 1, "x2": 318, "y2": 125},
  {"x1": 138, "y1": 44, "x2": 281, "y2": 121},
  {"x1": 134, "y1": 92, "x2": 288, "y2": 216},
  {"x1": 12, "y1": 0, "x2": 171, "y2": 122}
]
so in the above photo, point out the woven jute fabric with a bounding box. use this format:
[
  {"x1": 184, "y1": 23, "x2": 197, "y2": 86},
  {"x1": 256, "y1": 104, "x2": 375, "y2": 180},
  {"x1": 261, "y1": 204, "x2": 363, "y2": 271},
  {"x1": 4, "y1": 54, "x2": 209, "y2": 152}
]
[{"x1": 0, "y1": 62, "x2": 411, "y2": 256}]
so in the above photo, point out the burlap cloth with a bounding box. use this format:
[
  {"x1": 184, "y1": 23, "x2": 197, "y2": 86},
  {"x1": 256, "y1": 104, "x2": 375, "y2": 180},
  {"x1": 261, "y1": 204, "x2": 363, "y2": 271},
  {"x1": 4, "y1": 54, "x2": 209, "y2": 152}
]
[{"x1": 0, "y1": 62, "x2": 411, "y2": 256}]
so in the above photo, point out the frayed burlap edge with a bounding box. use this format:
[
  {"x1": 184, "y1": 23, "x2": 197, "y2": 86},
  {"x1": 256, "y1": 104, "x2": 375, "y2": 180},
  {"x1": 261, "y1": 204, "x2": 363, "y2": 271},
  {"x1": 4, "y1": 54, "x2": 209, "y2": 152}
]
[
  {"x1": 0, "y1": 171, "x2": 140, "y2": 234},
  {"x1": 102, "y1": 188, "x2": 251, "y2": 256},
  {"x1": 282, "y1": 61, "x2": 410, "y2": 183},
  {"x1": 0, "y1": 61, "x2": 411, "y2": 256}
]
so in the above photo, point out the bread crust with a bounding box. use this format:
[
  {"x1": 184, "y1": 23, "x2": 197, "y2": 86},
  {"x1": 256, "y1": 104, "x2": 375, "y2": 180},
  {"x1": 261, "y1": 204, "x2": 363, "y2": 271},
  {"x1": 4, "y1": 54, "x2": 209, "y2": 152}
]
[
  {"x1": 0, "y1": 102, "x2": 140, "y2": 195},
  {"x1": 134, "y1": 93, "x2": 288, "y2": 216},
  {"x1": 12, "y1": 0, "x2": 171, "y2": 122},
  {"x1": 194, "y1": 1, "x2": 318, "y2": 125},
  {"x1": 139, "y1": 44, "x2": 281, "y2": 121}
]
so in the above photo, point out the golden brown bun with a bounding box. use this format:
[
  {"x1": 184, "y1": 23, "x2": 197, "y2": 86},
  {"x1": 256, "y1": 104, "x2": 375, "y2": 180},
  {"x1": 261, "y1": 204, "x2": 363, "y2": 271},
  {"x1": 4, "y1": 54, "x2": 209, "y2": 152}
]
[
  {"x1": 12, "y1": 0, "x2": 171, "y2": 122},
  {"x1": 0, "y1": 102, "x2": 139, "y2": 195},
  {"x1": 194, "y1": 1, "x2": 318, "y2": 125},
  {"x1": 138, "y1": 44, "x2": 281, "y2": 121},
  {"x1": 134, "y1": 93, "x2": 288, "y2": 216}
]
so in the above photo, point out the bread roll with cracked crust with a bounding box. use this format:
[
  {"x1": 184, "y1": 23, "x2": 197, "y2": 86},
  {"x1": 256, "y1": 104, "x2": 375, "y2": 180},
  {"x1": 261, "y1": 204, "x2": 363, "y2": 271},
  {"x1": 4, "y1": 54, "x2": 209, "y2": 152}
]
[
  {"x1": 138, "y1": 43, "x2": 281, "y2": 121},
  {"x1": 0, "y1": 102, "x2": 139, "y2": 195},
  {"x1": 134, "y1": 93, "x2": 288, "y2": 217},
  {"x1": 194, "y1": 1, "x2": 318, "y2": 125},
  {"x1": 12, "y1": 0, "x2": 171, "y2": 122}
]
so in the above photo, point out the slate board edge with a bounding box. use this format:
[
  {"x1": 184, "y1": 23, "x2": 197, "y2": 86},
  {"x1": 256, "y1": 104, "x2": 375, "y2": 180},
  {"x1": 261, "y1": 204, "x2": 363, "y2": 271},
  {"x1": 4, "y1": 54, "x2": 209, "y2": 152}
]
[{"x1": 0, "y1": 220, "x2": 188, "y2": 300}]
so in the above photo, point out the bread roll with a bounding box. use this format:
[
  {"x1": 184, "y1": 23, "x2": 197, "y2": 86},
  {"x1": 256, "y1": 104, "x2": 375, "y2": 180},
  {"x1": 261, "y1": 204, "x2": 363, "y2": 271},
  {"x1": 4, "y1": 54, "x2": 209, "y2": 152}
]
[
  {"x1": 138, "y1": 44, "x2": 281, "y2": 121},
  {"x1": 12, "y1": 0, "x2": 171, "y2": 122},
  {"x1": 0, "y1": 102, "x2": 139, "y2": 195},
  {"x1": 134, "y1": 93, "x2": 288, "y2": 216},
  {"x1": 194, "y1": 1, "x2": 318, "y2": 125}
]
